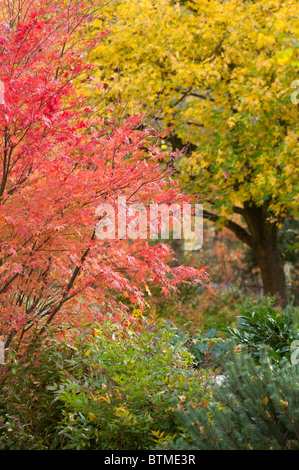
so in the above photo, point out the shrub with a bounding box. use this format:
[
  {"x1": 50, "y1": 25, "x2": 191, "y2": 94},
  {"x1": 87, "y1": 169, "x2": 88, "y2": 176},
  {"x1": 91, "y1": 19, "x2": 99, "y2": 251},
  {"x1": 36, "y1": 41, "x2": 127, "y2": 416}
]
[
  {"x1": 188, "y1": 329, "x2": 229, "y2": 369},
  {"x1": 0, "y1": 331, "x2": 72, "y2": 450},
  {"x1": 225, "y1": 306, "x2": 299, "y2": 363},
  {"x1": 149, "y1": 286, "x2": 241, "y2": 333},
  {"x1": 149, "y1": 284, "x2": 281, "y2": 335},
  {"x1": 0, "y1": 315, "x2": 213, "y2": 450},
  {"x1": 160, "y1": 346, "x2": 299, "y2": 450},
  {"x1": 162, "y1": 321, "x2": 228, "y2": 370}
]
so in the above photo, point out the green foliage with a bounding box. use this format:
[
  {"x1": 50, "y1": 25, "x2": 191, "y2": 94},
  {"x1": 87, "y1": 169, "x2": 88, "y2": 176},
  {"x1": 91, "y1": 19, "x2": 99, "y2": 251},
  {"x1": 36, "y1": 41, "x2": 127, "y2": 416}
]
[
  {"x1": 150, "y1": 286, "x2": 246, "y2": 334},
  {"x1": 161, "y1": 347, "x2": 299, "y2": 450},
  {"x1": 279, "y1": 217, "x2": 299, "y2": 264},
  {"x1": 189, "y1": 329, "x2": 228, "y2": 369},
  {"x1": 150, "y1": 281, "x2": 289, "y2": 334},
  {"x1": 151, "y1": 289, "x2": 298, "y2": 369},
  {"x1": 162, "y1": 321, "x2": 227, "y2": 370},
  {"x1": 225, "y1": 306, "x2": 299, "y2": 363},
  {"x1": 195, "y1": 290, "x2": 243, "y2": 333},
  {"x1": 0, "y1": 316, "x2": 212, "y2": 450},
  {"x1": 0, "y1": 329, "x2": 76, "y2": 450}
]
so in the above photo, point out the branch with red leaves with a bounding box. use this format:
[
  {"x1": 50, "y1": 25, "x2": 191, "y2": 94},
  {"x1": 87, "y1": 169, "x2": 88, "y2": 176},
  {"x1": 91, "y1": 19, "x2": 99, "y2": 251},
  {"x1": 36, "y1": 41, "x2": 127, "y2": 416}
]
[{"x1": 0, "y1": 0, "x2": 208, "y2": 349}]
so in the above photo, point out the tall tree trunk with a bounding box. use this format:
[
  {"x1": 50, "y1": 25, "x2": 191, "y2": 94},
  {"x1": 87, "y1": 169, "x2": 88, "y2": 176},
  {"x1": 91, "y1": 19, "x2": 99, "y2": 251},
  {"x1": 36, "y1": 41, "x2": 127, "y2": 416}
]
[
  {"x1": 255, "y1": 239, "x2": 288, "y2": 307},
  {"x1": 203, "y1": 202, "x2": 289, "y2": 307},
  {"x1": 242, "y1": 202, "x2": 289, "y2": 307}
]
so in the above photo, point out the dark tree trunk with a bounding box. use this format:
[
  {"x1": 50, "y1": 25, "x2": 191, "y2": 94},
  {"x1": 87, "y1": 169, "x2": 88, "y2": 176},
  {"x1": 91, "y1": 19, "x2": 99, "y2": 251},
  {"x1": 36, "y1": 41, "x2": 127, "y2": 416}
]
[
  {"x1": 242, "y1": 202, "x2": 289, "y2": 307},
  {"x1": 203, "y1": 202, "x2": 289, "y2": 307},
  {"x1": 255, "y1": 238, "x2": 288, "y2": 307}
]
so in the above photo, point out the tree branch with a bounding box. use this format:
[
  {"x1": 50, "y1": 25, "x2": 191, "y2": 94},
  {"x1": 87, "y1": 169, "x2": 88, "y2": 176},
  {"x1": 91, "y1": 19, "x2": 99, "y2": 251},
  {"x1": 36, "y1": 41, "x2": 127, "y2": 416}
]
[{"x1": 203, "y1": 209, "x2": 253, "y2": 248}]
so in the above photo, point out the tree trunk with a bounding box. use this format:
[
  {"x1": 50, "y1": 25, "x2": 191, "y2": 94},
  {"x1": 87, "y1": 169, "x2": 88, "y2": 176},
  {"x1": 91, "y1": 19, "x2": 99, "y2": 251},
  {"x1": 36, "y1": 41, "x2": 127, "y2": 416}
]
[
  {"x1": 254, "y1": 233, "x2": 288, "y2": 306},
  {"x1": 203, "y1": 202, "x2": 289, "y2": 307},
  {"x1": 242, "y1": 202, "x2": 289, "y2": 307}
]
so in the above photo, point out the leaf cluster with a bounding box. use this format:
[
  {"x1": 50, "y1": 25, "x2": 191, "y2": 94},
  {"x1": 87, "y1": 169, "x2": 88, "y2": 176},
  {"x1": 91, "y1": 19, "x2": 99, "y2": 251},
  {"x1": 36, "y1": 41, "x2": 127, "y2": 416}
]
[
  {"x1": 225, "y1": 306, "x2": 299, "y2": 363},
  {"x1": 0, "y1": 316, "x2": 213, "y2": 450}
]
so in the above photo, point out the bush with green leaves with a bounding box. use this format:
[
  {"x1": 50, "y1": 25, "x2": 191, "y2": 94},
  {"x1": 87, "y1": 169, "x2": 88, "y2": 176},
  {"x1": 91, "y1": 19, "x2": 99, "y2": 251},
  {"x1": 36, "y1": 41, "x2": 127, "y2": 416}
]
[
  {"x1": 149, "y1": 284, "x2": 243, "y2": 333},
  {"x1": 0, "y1": 331, "x2": 74, "y2": 450},
  {"x1": 189, "y1": 328, "x2": 229, "y2": 369},
  {"x1": 225, "y1": 306, "x2": 299, "y2": 363},
  {"x1": 160, "y1": 346, "x2": 299, "y2": 450},
  {"x1": 0, "y1": 315, "x2": 213, "y2": 450},
  {"x1": 162, "y1": 321, "x2": 228, "y2": 370},
  {"x1": 150, "y1": 282, "x2": 285, "y2": 335}
]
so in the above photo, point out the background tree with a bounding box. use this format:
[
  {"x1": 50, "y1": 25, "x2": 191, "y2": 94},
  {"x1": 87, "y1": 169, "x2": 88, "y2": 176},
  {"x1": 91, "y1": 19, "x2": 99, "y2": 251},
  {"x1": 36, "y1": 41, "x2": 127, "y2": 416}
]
[
  {"x1": 87, "y1": 0, "x2": 299, "y2": 306},
  {"x1": 0, "y1": 0, "x2": 207, "y2": 350}
]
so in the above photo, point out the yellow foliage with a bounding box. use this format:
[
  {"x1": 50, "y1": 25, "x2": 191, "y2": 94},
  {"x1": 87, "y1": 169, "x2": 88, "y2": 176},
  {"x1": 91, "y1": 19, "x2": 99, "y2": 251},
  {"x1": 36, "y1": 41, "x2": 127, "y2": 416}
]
[{"x1": 85, "y1": 0, "x2": 298, "y2": 219}]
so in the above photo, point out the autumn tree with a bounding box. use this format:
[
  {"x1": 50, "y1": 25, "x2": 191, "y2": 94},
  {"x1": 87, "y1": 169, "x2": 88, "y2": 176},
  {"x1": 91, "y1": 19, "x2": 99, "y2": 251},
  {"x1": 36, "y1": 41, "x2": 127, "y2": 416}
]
[
  {"x1": 0, "y1": 0, "x2": 207, "y2": 350},
  {"x1": 88, "y1": 0, "x2": 299, "y2": 306}
]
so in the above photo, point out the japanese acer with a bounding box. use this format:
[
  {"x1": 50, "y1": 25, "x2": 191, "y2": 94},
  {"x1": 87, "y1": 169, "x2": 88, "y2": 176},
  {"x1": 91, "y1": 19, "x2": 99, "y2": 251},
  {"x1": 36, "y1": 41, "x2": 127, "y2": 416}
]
[
  {"x1": 0, "y1": 0, "x2": 207, "y2": 349},
  {"x1": 88, "y1": 0, "x2": 299, "y2": 306}
]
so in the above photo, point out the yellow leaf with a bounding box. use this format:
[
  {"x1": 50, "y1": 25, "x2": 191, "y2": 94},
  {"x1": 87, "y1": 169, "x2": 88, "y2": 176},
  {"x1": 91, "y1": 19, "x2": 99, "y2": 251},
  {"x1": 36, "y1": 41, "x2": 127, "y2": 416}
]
[
  {"x1": 261, "y1": 397, "x2": 268, "y2": 406},
  {"x1": 280, "y1": 400, "x2": 288, "y2": 408}
]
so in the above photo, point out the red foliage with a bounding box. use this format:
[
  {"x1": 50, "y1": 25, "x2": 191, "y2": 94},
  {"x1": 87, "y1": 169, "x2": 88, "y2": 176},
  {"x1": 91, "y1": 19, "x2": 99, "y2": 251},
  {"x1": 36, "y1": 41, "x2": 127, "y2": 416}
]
[{"x1": 0, "y1": 1, "x2": 208, "y2": 348}]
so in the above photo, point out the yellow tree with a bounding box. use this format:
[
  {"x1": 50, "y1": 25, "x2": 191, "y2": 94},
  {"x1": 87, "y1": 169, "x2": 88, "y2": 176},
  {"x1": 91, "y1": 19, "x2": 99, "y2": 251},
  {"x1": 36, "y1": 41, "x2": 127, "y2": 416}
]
[{"x1": 87, "y1": 0, "x2": 299, "y2": 306}]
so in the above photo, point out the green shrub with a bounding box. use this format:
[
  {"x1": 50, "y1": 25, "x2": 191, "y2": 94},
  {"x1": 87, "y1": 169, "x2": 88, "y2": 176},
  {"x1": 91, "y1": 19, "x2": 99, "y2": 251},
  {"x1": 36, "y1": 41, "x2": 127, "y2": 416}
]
[
  {"x1": 0, "y1": 315, "x2": 213, "y2": 450},
  {"x1": 149, "y1": 285, "x2": 242, "y2": 333},
  {"x1": 0, "y1": 331, "x2": 73, "y2": 450},
  {"x1": 189, "y1": 328, "x2": 229, "y2": 369},
  {"x1": 160, "y1": 346, "x2": 299, "y2": 450},
  {"x1": 162, "y1": 321, "x2": 228, "y2": 370},
  {"x1": 225, "y1": 306, "x2": 299, "y2": 363},
  {"x1": 149, "y1": 284, "x2": 282, "y2": 335}
]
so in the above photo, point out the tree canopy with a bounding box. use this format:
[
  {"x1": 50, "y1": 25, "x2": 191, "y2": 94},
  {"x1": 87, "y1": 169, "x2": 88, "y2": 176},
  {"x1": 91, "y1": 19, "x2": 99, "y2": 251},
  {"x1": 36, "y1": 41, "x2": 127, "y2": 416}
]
[{"x1": 89, "y1": 0, "x2": 298, "y2": 220}]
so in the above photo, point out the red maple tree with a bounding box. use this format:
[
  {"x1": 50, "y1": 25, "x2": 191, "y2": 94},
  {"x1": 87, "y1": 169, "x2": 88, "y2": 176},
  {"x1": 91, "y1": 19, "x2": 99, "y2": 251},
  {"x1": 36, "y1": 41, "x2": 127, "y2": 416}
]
[{"x1": 0, "y1": 0, "x2": 208, "y2": 349}]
